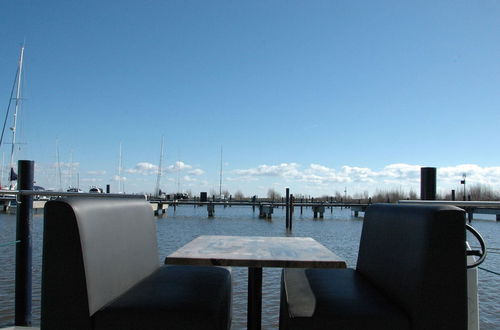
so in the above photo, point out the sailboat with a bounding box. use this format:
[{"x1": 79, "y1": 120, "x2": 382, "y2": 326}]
[{"x1": 0, "y1": 44, "x2": 25, "y2": 190}]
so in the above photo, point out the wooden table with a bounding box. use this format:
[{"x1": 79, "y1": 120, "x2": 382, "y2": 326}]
[{"x1": 165, "y1": 235, "x2": 346, "y2": 330}]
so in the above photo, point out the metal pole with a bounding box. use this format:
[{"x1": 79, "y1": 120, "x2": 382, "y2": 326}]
[
  {"x1": 285, "y1": 188, "x2": 290, "y2": 229},
  {"x1": 15, "y1": 160, "x2": 33, "y2": 326}
]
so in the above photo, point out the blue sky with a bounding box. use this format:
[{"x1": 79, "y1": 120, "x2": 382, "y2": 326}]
[{"x1": 1, "y1": 1, "x2": 499, "y2": 196}]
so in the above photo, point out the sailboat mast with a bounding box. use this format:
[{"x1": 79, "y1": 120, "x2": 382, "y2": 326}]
[
  {"x1": 8, "y1": 44, "x2": 24, "y2": 188},
  {"x1": 154, "y1": 136, "x2": 164, "y2": 197},
  {"x1": 118, "y1": 142, "x2": 122, "y2": 192},
  {"x1": 56, "y1": 139, "x2": 62, "y2": 191},
  {"x1": 219, "y1": 146, "x2": 223, "y2": 199}
]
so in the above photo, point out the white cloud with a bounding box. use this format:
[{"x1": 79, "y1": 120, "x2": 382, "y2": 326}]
[
  {"x1": 183, "y1": 175, "x2": 197, "y2": 182},
  {"x1": 234, "y1": 163, "x2": 301, "y2": 178},
  {"x1": 81, "y1": 178, "x2": 103, "y2": 183},
  {"x1": 112, "y1": 175, "x2": 127, "y2": 182},
  {"x1": 188, "y1": 169, "x2": 204, "y2": 176},
  {"x1": 166, "y1": 161, "x2": 193, "y2": 172},
  {"x1": 126, "y1": 162, "x2": 158, "y2": 175},
  {"x1": 232, "y1": 163, "x2": 500, "y2": 192},
  {"x1": 87, "y1": 170, "x2": 107, "y2": 175}
]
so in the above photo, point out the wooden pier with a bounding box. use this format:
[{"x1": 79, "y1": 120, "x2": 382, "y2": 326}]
[
  {"x1": 398, "y1": 200, "x2": 500, "y2": 222},
  {"x1": 162, "y1": 199, "x2": 369, "y2": 218}
]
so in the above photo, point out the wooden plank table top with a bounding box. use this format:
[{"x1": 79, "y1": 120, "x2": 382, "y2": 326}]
[{"x1": 165, "y1": 235, "x2": 347, "y2": 268}]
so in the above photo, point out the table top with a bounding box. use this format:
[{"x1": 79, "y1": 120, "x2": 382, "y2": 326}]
[{"x1": 165, "y1": 235, "x2": 347, "y2": 268}]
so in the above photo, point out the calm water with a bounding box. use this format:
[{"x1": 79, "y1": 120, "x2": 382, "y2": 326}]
[{"x1": 0, "y1": 205, "x2": 499, "y2": 329}]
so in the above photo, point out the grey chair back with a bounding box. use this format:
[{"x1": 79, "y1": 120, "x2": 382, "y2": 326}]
[
  {"x1": 357, "y1": 204, "x2": 467, "y2": 329},
  {"x1": 41, "y1": 197, "x2": 159, "y2": 330}
]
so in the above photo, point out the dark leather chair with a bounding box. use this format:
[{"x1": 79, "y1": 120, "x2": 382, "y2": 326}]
[
  {"x1": 279, "y1": 203, "x2": 467, "y2": 330},
  {"x1": 41, "y1": 197, "x2": 232, "y2": 330}
]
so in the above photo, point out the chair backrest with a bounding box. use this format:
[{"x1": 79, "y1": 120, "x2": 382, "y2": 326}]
[
  {"x1": 357, "y1": 203, "x2": 467, "y2": 330},
  {"x1": 41, "y1": 197, "x2": 159, "y2": 330}
]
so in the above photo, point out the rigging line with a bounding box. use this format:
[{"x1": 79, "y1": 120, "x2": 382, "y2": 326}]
[
  {"x1": 0, "y1": 240, "x2": 21, "y2": 247},
  {"x1": 0, "y1": 66, "x2": 20, "y2": 148},
  {"x1": 478, "y1": 267, "x2": 500, "y2": 276}
]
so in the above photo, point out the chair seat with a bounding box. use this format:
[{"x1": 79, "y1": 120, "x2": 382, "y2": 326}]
[
  {"x1": 280, "y1": 268, "x2": 410, "y2": 330},
  {"x1": 93, "y1": 265, "x2": 232, "y2": 330}
]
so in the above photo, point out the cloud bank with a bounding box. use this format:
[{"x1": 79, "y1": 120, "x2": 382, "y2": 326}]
[{"x1": 232, "y1": 163, "x2": 500, "y2": 192}]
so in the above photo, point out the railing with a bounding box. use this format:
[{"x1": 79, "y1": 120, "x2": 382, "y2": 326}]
[{"x1": 0, "y1": 190, "x2": 146, "y2": 199}]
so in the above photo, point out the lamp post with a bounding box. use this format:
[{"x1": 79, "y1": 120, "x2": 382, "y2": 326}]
[{"x1": 460, "y1": 173, "x2": 466, "y2": 201}]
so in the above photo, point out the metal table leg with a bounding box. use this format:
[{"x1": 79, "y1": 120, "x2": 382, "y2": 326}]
[{"x1": 248, "y1": 267, "x2": 262, "y2": 330}]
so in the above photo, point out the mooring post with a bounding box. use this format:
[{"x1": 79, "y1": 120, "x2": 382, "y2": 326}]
[
  {"x1": 420, "y1": 167, "x2": 436, "y2": 200},
  {"x1": 15, "y1": 160, "x2": 34, "y2": 326},
  {"x1": 451, "y1": 190, "x2": 456, "y2": 201},
  {"x1": 208, "y1": 202, "x2": 215, "y2": 217},
  {"x1": 300, "y1": 198, "x2": 303, "y2": 215},
  {"x1": 252, "y1": 196, "x2": 256, "y2": 212},
  {"x1": 106, "y1": 184, "x2": 110, "y2": 193},
  {"x1": 285, "y1": 188, "x2": 290, "y2": 229},
  {"x1": 289, "y1": 194, "x2": 293, "y2": 231}
]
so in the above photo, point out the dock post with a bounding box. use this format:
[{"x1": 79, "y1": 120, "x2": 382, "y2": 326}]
[
  {"x1": 289, "y1": 194, "x2": 293, "y2": 231},
  {"x1": 15, "y1": 160, "x2": 34, "y2": 326},
  {"x1": 285, "y1": 188, "x2": 290, "y2": 229},
  {"x1": 106, "y1": 184, "x2": 110, "y2": 193},
  {"x1": 300, "y1": 198, "x2": 303, "y2": 215},
  {"x1": 420, "y1": 167, "x2": 436, "y2": 200},
  {"x1": 451, "y1": 190, "x2": 456, "y2": 201},
  {"x1": 252, "y1": 196, "x2": 256, "y2": 212},
  {"x1": 208, "y1": 202, "x2": 215, "y2": 217}
]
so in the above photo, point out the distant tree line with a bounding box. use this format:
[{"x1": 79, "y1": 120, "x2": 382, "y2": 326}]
[{"x1": 201, "y1": 183, "x2": 500, "y2": 202}]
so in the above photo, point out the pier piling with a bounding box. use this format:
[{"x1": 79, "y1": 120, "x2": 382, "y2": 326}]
[
  {"x1": 285, "y1": 188, "x2": 290, "y2": 229},
  {"x1": 15, "y1": 160, "x2": 33, "y2": 326},
  {"x1": 420, "y1": 167, "x2": 436, "y2": 200},
  {"x1": 208, "y1": 202, "x2": 215, "y2": 217}
]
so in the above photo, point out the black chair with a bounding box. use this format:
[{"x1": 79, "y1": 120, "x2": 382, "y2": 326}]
[
  {"x1": 279, "y1": 203, "x2": 467, "y2": 330},
  {"x1": 41, "y1": 197, "x2": 232, "y2": 330}
]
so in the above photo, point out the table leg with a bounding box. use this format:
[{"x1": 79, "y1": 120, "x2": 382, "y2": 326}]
[{"x1": 248, "y1": 267, "x2": 262, "y2": 330}]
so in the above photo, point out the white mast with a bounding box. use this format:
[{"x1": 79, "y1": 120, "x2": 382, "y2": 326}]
[
  {"x1": 8, "y1": 44, "x2": 25, "y2": 189},
  {"x1": 56, "y1": 139, "x2": 62, "y2": 191},
  {"x1": 69, "y1": 150, "x2": 73, "y2": 188},
  {"x1": 1, "y1": 153, "x2": 4, "y2": 188},
  {"x1": 118, "y1": 142, "x2": 122, "y2": 192},
  {"x1": 219, "y1": 146, "x2": 223, "y2": 199},
  {"x1": 154, "y1": 136, "x2": 164, "y2": 197}
]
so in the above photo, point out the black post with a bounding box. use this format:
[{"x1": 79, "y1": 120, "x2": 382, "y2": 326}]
[
  {"x1": 289, "y1": 194, "x2": 293, "y2": 231},
  {"x1": 248, "y1": 267, "x2": 262, "y2": 330},
  {"x1": 106, "y1": 184, "x2": 110, "y2": 193},
  {"x1": 285, "y1": 188, "x2": 290, "y2": 229},
  {"x1": 451, "y1": 189, "x2": 455, "y2": 201},
  {"x1": 420, "y1": 167, "x2": 436, "y2": 200},
  {"x1": 15, "y1": 160, "x2": 34, "y2": 326}
]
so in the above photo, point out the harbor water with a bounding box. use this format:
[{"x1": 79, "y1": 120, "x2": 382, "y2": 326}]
[{"x1": 0, "y1": 205, "x2": 499, "y2": 329}]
